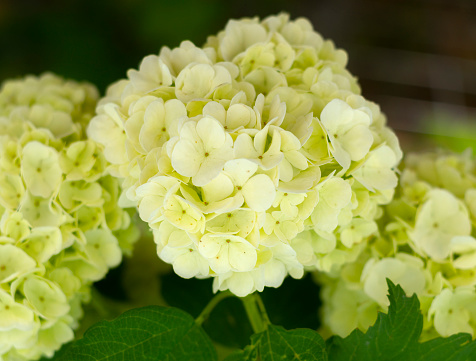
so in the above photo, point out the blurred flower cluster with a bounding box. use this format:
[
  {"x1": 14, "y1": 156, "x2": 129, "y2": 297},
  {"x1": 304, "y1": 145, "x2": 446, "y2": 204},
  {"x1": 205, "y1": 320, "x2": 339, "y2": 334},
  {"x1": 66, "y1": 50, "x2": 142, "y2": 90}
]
[
  {"x1": 88, "y1": 13, "x2": 402, "y2": 297},
  {"x1": 0, "y1": 74, "x2": 138, "y2": 360},
  {"x1": 319, "y1": 149, "x2": 476, "y2": 340}
]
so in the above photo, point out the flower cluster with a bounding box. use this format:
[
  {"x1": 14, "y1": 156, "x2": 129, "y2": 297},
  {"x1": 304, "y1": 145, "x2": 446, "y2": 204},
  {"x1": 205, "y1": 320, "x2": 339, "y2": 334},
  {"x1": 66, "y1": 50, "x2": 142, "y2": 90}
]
[
  {"x1": 318, "y1": 149, "x2": 476, "y2": 340},
  {"x1": 0, "y1": 73, "x2": 138, "y2": 360},
  {"x1": 89, "y1": 13, "x2": 402, "y2": 297}
]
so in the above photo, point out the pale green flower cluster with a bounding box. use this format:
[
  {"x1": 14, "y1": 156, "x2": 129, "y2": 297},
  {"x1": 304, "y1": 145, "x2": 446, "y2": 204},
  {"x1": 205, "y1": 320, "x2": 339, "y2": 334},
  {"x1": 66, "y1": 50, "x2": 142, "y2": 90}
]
[
  {"x1": 88, "y1": 13, "x2": 402, "y2": 297},
  {"x1": 0, "y1": 73, "x2": 138, "y2": 360},
  {"x1": 318, "y1": 149, "x2": 476, "y2": 340}
]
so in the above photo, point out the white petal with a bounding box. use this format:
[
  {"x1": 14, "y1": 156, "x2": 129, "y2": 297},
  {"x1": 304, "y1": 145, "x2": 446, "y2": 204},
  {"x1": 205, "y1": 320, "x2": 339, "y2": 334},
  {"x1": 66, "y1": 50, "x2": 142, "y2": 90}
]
[
  {"x1": 202, "y1": 173, "x2": 234, "y2": 202},
  {"x1": 340, "y1": 124, "x2": 373, "y2": 161},
  {"x1": 320, "y1": 178, "x2": 352, "y2": 209},
  {"x1": 234, "y1": 133, "x2": 259, "y2": 159},
  {"x1": 193, "y1": 156, "x2": 227, "y2": 187},
  {"x1": 224, "y1": 159, "x2": 258, "y2": 186},
  {"x1": 174, "y1": 250, "x2": 209, "y2": 278},
  {"x1": 320, "y1": 99, "x2": 353, "y2": 134},
  {"x1": 209, "y1": 247, "x2": 231, "y2": 274},
  {"x1": 285, "y1": 150, "x2": 308, "y2": 170},
  {"x1": 264, "y1": 259, "x2": 286, "y2": 287},
  {"x1": 279, "y1": 166, "x2": 321, "y2": 193},
  {"x1": 328, "y1": 140, "x2": 351, "y2": 171},
  {"x1": 226, "y1": 272, "x2": 256, "y2": 297},
  {"x1": 198, "y1": 235, "x2": 222, "y2": 258},
  {"x1": 242, "y1": 174, "x2": 276, "y2": 212},
  {"x1": 203, "y1": 102, "x2": 227, "y2": 125},
  {"x1": 278, "y1": 159, "x2": 294, "y2": 182},
  {"x1": 196, "y1": 116, "x2": 226, "y2": 150},
  {"x1": 171, "y1": 140, "x2": 202, "y2": 177},
  {"x1": 453, "y1": 252, "x2": 476, "y2": 269},
  {"x1": 229, "y1": 242, "x2": 257, "y2": 272},
  {"x1": 451, "y1": 236, "x2": 476, "y2": 253}
]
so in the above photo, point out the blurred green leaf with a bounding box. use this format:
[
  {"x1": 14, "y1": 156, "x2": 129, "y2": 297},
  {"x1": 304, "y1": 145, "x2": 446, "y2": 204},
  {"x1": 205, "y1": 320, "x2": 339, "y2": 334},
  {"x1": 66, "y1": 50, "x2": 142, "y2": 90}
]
[{"x1": 50, "y1": 306, "x2": 217, "y2": 361}]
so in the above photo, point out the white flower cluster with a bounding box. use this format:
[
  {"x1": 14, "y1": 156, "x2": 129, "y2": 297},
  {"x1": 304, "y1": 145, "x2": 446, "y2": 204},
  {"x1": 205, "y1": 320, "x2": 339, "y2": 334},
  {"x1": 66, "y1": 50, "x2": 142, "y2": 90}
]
[
  {"x1": 318, "y1": 149, "x2": 476, "y2": 340},
  {"x1": 89, "y1": 14, "x2": 402, "y2": 297},
  {"x1": 0, "y1": 74, "x2": 138, "y2": 360}
]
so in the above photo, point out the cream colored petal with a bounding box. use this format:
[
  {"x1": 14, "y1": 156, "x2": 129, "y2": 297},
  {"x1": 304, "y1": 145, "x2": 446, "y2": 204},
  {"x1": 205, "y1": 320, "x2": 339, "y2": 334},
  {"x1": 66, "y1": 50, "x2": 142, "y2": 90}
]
[
  {"x1": 23, "y1": 276, "x2": 69, "y2": 319},
  {"x1": 242, "y1": 174, "x2": 276, "y2": 212},
  {"x1": 0, "y1": 245, "x2": 36, "y2": 284},
  {"x1": 202, "y1": 172, "x2": 234, "y2": 203},
  {"x1": 171, "y1": 140, "x2": 203, "y2": 177},
  {"x1": 229, "y1": 241, "x2": 257, "y2": 272},
  {"x1": 224, "y1": 159, "x2": 258, "y2": 186},
  {"x1": 21, "y1": 142, "x2": 62, "y2": 198},
  {"x1": 196, "y1": 116, "x2": 226, "y2": 150}
]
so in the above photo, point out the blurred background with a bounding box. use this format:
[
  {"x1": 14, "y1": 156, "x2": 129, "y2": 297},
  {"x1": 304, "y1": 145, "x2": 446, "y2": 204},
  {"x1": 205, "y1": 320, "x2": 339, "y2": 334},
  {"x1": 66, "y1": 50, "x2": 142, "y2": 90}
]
[{"x1": 1, "y1": 0, "x2": 475, "y2": 152}]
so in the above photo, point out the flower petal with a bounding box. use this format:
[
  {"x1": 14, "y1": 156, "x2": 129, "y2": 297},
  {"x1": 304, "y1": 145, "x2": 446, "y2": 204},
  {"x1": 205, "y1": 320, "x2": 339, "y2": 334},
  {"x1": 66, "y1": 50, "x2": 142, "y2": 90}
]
[{"x1": 242, "y1": 174, "x2": 276, "y2": 212}]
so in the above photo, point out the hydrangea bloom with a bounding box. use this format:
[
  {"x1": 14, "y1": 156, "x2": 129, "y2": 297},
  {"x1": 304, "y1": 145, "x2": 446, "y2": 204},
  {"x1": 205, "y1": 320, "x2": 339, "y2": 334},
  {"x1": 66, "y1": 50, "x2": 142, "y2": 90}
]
[
  {"x1": 89, "y1": 14, "x2": 401, "y2": 297},
  {"x1": 0, "y1": 74, "x2": 138, "y2": 360},
  {"x1": 318, "y1": 149, "x2": 476, "y2": 340}
]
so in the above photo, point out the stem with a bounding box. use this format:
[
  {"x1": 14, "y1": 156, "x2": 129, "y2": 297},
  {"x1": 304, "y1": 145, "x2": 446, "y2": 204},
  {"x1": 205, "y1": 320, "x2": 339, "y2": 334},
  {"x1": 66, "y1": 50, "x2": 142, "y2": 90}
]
[
  {"x1": 195, "y1": 290, "x2": 233, "y2": 325},
  {"x1": 255, "y1": 292, "x2": 271, "y2": 325},
  {"x1": 241, "y1": 292, "x2": 270, "y2": 333}
]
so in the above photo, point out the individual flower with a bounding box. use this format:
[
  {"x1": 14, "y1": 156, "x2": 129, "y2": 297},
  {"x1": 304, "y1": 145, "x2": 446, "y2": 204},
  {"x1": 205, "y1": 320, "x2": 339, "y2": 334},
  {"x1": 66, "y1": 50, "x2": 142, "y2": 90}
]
[
  {"x1": 360, "y1": 254, "x2": 428, "y2": 307},
  {"x1": 171, "y1": 116, "x2": 233, "y2": 186},
  {"x1": 320, "y1": 99, "x2": 373, "y2": 171},
  {"x1": 89, "y1": 13, "x2": 402, "y2": 296},
  {"x1": 318, "y1": 273, "x2": 380, "y2": 338},
  {"x1": 0, "y1": 74, "x2": 139, "y2": 361},
  {"x1": 429, "y1": 287, "x2": 476, "y2": 337},
  {"x1": 409, "y1": 189, "x2": 472, "y2": 261}
]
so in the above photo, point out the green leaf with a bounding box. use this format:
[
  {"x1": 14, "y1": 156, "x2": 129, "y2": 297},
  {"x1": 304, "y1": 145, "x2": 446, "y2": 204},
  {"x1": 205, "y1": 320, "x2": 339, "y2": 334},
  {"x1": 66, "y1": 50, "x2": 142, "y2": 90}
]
[
  {"x1": 327, "y1": 280, "x2": 476, "y2": 361},
  {"x1": 51, "y1": 306, "x2": 217, "y2": 361},
  {"x1": 259, "y1": 326, "x2": 328, "y2": 361},
  {"x1": 224, "y1": 325, "x2": 327, "y2": 361},
  {"x1": 415, "y1": 333, "x2": 475, "y2": 361}
]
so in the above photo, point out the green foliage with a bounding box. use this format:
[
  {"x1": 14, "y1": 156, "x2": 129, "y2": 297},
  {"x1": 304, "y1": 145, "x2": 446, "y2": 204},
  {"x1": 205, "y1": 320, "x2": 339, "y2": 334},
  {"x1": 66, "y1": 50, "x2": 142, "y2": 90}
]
[
  {"x1": 50, "y1": 306, "x2": 217, "y2": 361},
  {"x1": 161, "y1": 273, "x2": 320, "y2": 350},
  {"x1": 46, "y1": 280, "x2": 476, "y2": 361},
  {"x1": 224, "y1": 325, "x2": 327, "y2": 361},
  {"x1": 327, "y1": 280, "x2": 476, "y2": 361}
]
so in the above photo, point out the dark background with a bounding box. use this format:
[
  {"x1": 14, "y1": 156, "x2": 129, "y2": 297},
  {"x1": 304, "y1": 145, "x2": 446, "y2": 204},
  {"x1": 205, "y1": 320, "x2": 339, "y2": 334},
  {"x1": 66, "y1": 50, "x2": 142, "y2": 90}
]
[{"x1": 1, "y1": 0, "x2": 476, "y2": 151}]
